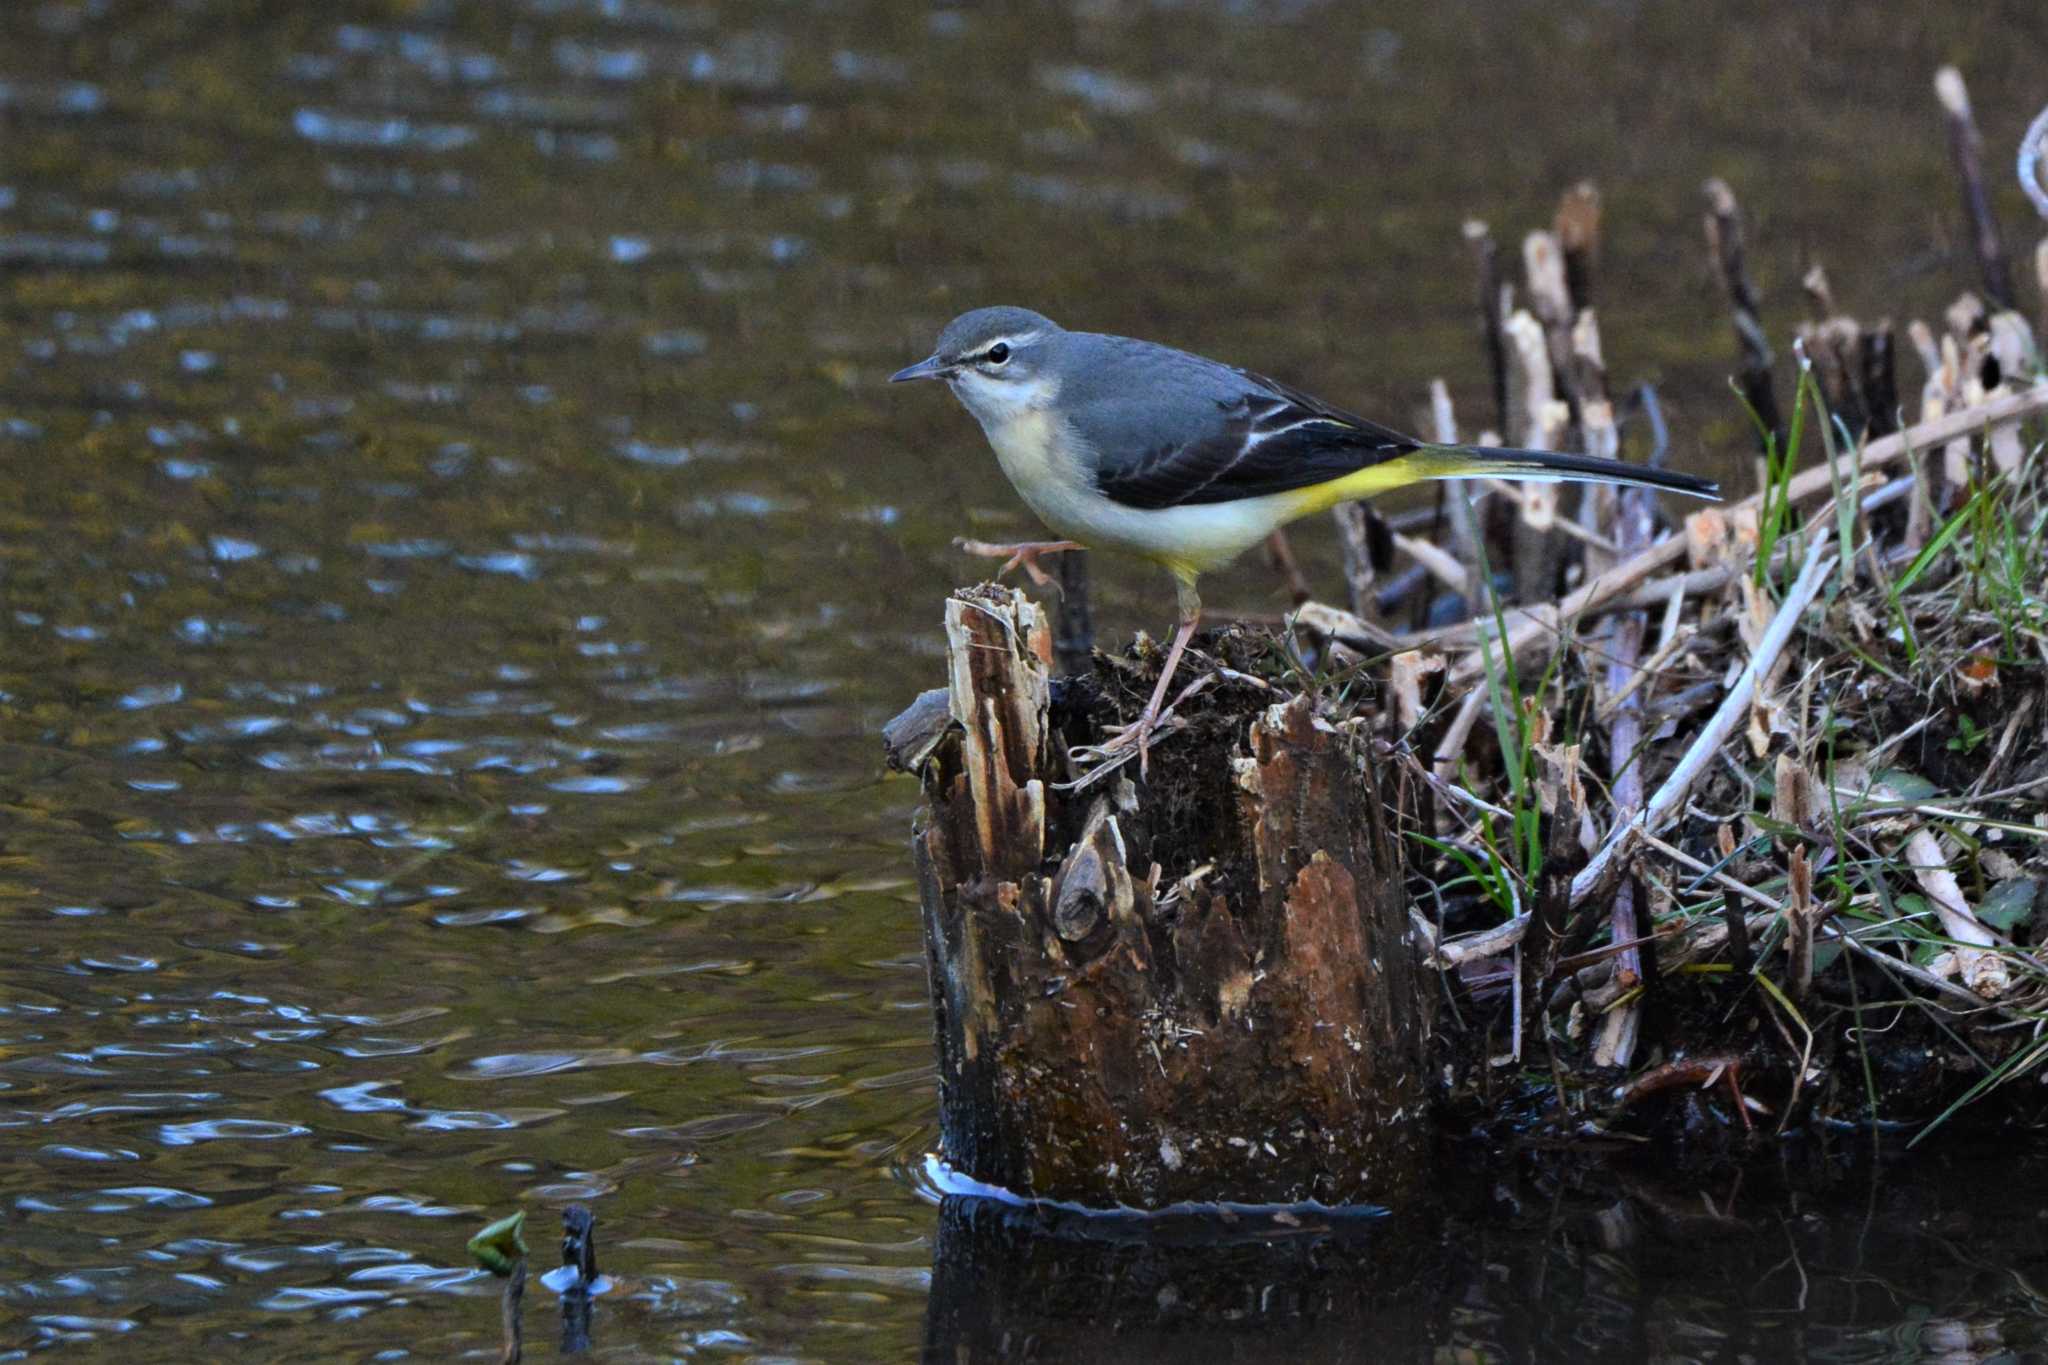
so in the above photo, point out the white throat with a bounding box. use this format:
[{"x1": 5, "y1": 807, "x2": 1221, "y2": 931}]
[{"x1": 950, "y1": 368, "x2": 1061, "y2": 431}]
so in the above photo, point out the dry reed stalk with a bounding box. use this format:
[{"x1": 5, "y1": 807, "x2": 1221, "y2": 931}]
[
  {"x1": 1906, "y1": 826, "x2": 2009, "y2": 997},
  {"x1": 1423, "y1": 383, "x2": 2048, "y2": 684},
  {"x1": 1502, "y1": 308, "x2": 1567, "y2": 600},
  {"x1": 1936, "y1": 66, "x2": 2015, "y2": 309},
  {"x1": 1262, "y1": 529, "x2": 1315, "y2": 608},
  {"x1": 1439, "y1": 535, "x2": 1836, "y2": 965},
  {"x1": 1466, "y1": 219, "x2": 1510, "y2": 436},
  {"x1": 1591, "y1": 367, "x2": 1658, "y2": 1066},
  {"x1": 1569, "y1": 534, "x2": 1835, "y2": 909},
  {"x1": 1704, "y1": 177, "x2": 1783, "y2": 445},
  {"x1": 1431, "y1": 378, "x2": 1486, "y2": 612},
  {"x1": 1555, "y1": 181, "x2": 1601, "y2": 310}
]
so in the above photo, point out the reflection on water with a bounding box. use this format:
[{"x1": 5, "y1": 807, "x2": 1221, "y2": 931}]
[
  {"x1": 924, "y1": 1144, "x2": 2048, "y2": 1364},
  {"x1": 1, "y1": 0, "x2": 2045, "y2": 1357}
]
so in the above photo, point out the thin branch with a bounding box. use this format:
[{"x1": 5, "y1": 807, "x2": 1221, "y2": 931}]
[
  {"x1": 1262, "y1": 529, "x2": 1315, "y2": 607},
  {"x1": 1052, "y1": 551, "x2": 1093, "y2": 676}
]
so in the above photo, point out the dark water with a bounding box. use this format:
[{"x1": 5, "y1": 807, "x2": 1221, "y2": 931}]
[{"x1": 3, "y1": 1, "x2": 2046, "y2": 1359}]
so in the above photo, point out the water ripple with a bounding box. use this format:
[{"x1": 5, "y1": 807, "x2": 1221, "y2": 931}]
[
  {"x1": 258, "y1": 1285, "x2": 388, "y2": 1312},
  {"x1": 458, "y1": 1048, "x2": 639, "y2": 1079},
  {"x1": 292, "y1": 108, "x2": 479, "y2": 152},
  {"x1": 157, "y1": 1119, "x2": 311, "y2": 1148},
  {"x1": 0, "y1": 80, "x2": 106, "y2": 115},
  {"x1": 18, "y1": 1185, "x2": 213, "y2": 1213}
]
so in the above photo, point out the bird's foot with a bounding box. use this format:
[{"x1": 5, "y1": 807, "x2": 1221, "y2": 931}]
[
  {"x1": 1063, "y1": 712, "x2": 1177, "y2": 791},
  {"x1": 953, "y1": 538, "x2": 1085, "y2": 592},
  {"x1": 1071, "y1": 708, "x2": 1171, "y2": 771},
  {"x1": 1062, "y1": 672, "x2": 1214, "y2": 789}
]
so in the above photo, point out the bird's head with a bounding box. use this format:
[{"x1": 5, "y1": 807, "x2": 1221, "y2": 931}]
[{"x1": 890, "y1": 307, "x2": 1065, "y2": 420}]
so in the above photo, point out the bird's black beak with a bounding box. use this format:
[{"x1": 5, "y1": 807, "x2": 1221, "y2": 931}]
[{"x1": 889, "y1": 354, "x2": 954, "y2": 383}]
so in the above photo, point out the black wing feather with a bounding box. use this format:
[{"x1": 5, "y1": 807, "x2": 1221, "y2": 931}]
[{"x1": 1094, "y1": 370, "x2": 1420, "y2": 511}]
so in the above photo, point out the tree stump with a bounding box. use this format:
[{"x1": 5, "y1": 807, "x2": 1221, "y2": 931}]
[{"x1": 891, "y1": 586, "x2": 1432, "y2": 1209}]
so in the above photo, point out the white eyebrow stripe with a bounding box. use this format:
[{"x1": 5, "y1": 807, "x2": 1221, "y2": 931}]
[{"x1": 966, "y1": 331, "x2": 1042, "y2": 358}]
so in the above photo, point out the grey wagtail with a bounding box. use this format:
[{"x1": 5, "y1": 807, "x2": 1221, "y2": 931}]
[{"x1": 892, "y1": 306, "x2": 1719, "y2": 769}]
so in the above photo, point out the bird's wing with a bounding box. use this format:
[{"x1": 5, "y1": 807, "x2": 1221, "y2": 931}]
[{"x1": 1091, "y1": 368, "x2": 1422, "y2": 510}]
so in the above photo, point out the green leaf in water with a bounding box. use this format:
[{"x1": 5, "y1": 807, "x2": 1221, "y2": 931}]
[{"x1": 468, "y1": 1210, "x2": 528, "y2": 1276}]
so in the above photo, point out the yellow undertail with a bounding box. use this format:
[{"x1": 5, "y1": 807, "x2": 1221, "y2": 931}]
[
  {"x1": 1275, "y1": 451, "x2": 1472, "y2": 520},
  {"x1": 1157, "y1": 446, "x2": 1702, "y2": 583}
]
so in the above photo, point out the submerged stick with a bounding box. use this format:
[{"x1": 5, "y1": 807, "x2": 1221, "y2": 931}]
[
  {"x1": 559, "y1": 1204, "x2": 598, "y2": 1355},
  {"x1": 501, "y1": 1258, "x2": 526, "y2": 1365}
]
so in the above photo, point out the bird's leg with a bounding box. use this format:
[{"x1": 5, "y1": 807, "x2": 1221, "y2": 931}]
[
  {"x1": 1074, "y1": 579, "x2": 1201, "y2": 777},
  {"x1": 1130, "y1": 610, "x2": 1198, "y2": 774},
  {"x1": 953, "y1": 538, "x2": 1086, "y2": 592}
]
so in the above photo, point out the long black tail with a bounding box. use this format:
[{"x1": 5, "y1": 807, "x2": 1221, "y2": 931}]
[{"x1": 1423, "y1": 443, "x2": 1721, "y2": 501}]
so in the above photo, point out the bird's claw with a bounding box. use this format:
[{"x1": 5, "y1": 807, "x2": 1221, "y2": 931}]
[
  {"x1": 1061, "y1": 671, "x2": 1214, "y2": 788},
  {"x1": 1062, "y1": 711, "x2": 1180, "y2": 790},
  {"x1": 1005, "y1": 553, "x2": 1059, "y2": 593},
  {"x1": 1071, "y1": 711, "x2": 1166, "y2": 769}
]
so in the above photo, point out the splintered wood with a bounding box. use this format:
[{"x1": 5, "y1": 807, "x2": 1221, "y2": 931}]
[
  {"x1": 898, "y1": 587, "x2": 1432, "y2": 1208},
  {"x1": 943, "y1": 589, "x2": 1050, "y2": 877}
]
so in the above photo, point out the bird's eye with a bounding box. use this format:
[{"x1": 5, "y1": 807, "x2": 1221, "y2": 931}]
[{"x1": 984, "y1": 342, "x2": 1011, "y2": 366}]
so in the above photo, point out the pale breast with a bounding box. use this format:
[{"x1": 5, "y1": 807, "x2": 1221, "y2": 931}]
[
  {"x1": 962, "y1": 373, "x2": 1284, "y2": 576},
  {"x1": 986, "y1": 409, "x2": 1085, "y2": 530},
  {"x1": 982, "y1": 408, "x2": 1278, "y2": 574}
]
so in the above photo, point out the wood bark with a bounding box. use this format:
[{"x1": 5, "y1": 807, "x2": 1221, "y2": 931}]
[{"x1": 894, "y1": 586, "x2": 1432, "y2": 1208}]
